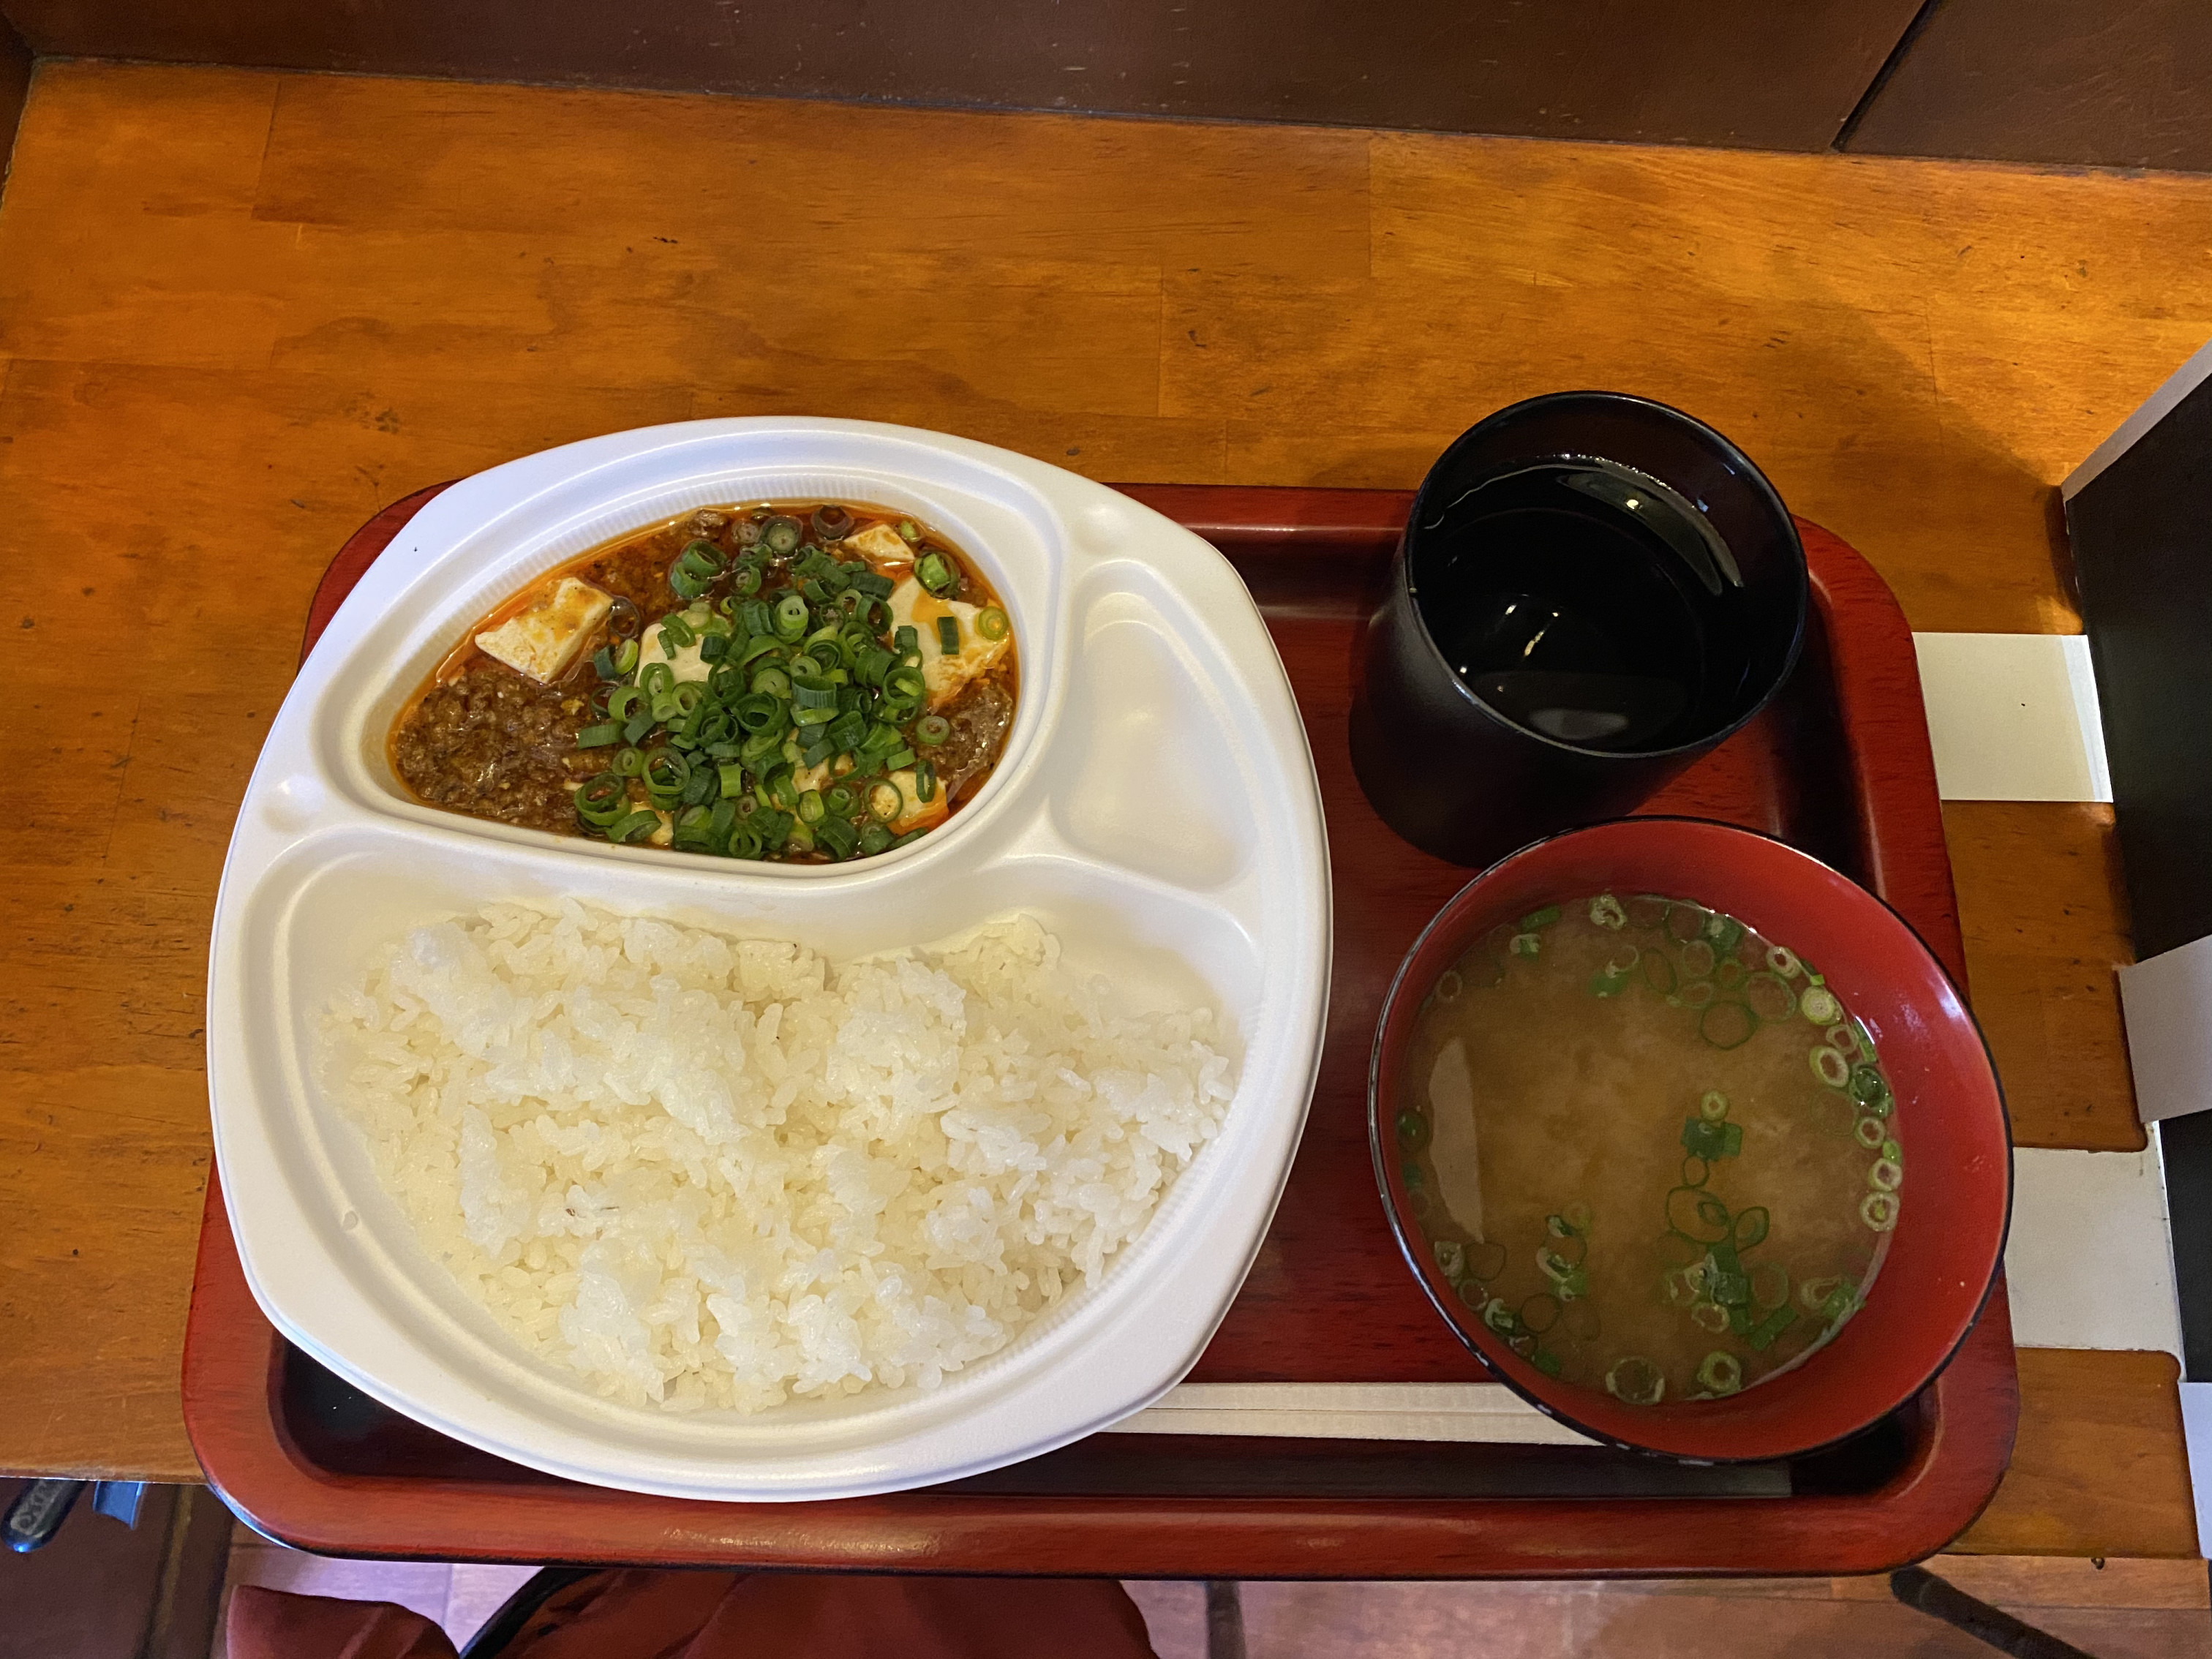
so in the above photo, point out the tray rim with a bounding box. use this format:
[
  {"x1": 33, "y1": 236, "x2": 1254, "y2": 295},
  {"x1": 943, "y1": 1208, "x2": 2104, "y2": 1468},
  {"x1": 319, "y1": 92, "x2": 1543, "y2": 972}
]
[{"x1": 182, "y1": 481, "x2": 2020, "y2": 1578}]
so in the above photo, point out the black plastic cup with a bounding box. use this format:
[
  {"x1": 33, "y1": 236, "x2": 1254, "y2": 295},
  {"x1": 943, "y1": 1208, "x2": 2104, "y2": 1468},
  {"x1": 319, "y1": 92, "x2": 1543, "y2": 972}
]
[{"x1": 1350, "y1": 391, "x2": 1807, "y2": 866}]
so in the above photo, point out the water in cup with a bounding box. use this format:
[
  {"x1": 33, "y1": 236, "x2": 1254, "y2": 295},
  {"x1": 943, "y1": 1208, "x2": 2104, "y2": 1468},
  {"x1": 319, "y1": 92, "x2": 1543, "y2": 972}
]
[{"x1": 1409, "y1": 457, "x2": 1751, "y2": 753}]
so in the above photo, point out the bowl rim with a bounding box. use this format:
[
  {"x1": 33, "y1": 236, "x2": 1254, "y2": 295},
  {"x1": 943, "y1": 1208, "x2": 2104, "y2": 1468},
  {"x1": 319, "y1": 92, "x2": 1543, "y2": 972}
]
[
  {"x1": 1399, "y1": 390, "x2": 1811, "y2": 764},
  {"x1": 1366, "y1": 813, "x2": 2014, "y2": 1464}
]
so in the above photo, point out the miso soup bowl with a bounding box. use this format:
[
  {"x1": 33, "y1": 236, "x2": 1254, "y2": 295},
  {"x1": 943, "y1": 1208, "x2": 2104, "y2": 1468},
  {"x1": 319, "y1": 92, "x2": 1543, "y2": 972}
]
[{"x1": 1369, "y1": 816, "x2": 2011, "y2": 1464}]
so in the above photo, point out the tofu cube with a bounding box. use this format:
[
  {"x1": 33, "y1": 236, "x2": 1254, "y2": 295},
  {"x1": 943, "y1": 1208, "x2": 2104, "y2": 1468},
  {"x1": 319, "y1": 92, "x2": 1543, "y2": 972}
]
[
  {"x1": 794, "y1": 754, "x2": 857, "y2": 797},
  {"x1": 885, "y1": 767, "x2": 949, "y2": 834},
  {"x1": 641, "y1": 604, "x2": 715, "y2": 685},
  {"x1": 886, "y1": 579, "x2": 1011, "y2": 707},
  {"x1": 844, "y1": 522, "x2": 915, "y2": 571},
  {"x1": 475, "y1": 578, "x2": 613, "y2": 683}
]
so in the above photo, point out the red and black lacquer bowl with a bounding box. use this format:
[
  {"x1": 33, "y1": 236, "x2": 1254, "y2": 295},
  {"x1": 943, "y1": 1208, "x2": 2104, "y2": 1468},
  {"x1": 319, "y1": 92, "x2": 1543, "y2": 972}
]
[{"x1": 1369, "y1": 817, "x2": 2012, "y2": 1463}]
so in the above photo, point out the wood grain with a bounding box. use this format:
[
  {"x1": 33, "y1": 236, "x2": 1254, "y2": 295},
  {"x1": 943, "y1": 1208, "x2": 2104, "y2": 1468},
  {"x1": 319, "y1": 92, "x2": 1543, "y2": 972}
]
[
  {"x1": 1945, "y1": 802, "x2": 2143, "y2": 1153},
  {"x1": 0, "y1": 19, "x2": 29, "y2": 184},
  {"x1": 1955, "y1": 1350, "x2": 2200, "y2": 1560},
  {"x1": 0, "y1": 0, "x2": 1923, "y2": 156},
  {"x1": 0, "y1": 63, "x2": 2197, "y2": 1553},
  {"x1": 1846, "y1": 0, "x2": 2212, "y2": 173}
]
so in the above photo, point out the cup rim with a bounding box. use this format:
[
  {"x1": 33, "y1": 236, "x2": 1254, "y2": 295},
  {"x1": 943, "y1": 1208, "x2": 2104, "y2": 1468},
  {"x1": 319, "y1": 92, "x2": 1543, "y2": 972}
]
[{"x1": 1399, "y1": 391, "x2": 1810, "y2": 763}]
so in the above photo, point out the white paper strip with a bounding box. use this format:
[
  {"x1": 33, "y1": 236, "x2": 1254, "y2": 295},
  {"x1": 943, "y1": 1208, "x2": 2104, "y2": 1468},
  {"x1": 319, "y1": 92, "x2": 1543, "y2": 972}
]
[
  {"x1": 2119, "y1": 938, "x2": 2212, "y2": 1124},
  {"x1": 2179, "y1": 1382, "x2": 2212, "y2": 1557},
  {"x1": 1912, "y1": 633, "x2": 2112, "y2": 803},
  {"x1": 1106, "y1": 1381, "x2": 1597, "y2": 1445},
  {"x1": 2005, "y1": 1147, "x2": 2183, "y2": 1357}
]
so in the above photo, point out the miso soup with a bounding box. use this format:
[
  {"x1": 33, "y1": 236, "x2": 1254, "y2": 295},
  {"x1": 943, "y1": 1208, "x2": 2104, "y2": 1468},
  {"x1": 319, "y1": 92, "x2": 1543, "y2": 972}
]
[{"x1": 1393, "y1": 892, "x2": 1902, "y2": 1404}]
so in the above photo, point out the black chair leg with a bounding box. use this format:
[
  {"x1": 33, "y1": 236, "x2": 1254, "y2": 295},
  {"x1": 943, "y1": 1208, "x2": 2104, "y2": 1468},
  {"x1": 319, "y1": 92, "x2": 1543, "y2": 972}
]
[
  {"x1": 1890, "y1": 1565, "x2": 2100, "y2": 1659},
  {"x1": 459, "y1": 1566, "x2": 598, "y2": 1658},
  {"x1": 1204, "y1": 1580, "x2": 1246, "y2": 1659}
]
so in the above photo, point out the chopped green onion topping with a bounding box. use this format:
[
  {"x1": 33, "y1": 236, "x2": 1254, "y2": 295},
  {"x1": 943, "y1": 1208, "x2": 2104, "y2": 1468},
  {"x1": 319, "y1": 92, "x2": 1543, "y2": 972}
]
[
  {"x1": 1810, "y1": 1045, "x2": 1852, "y2": 1089},
  {"x1": 1604, "y1": 1358, "x2": 1665, "y2": 1406},
  {"x1": 642, "y1": 749, "x2": 693, "y2": 806},
  {"x1": 1745, "y1": 1304, "x2": 1800, "y2": 1352},
  {"x1": 574, "y1": 773, "x2": 628, "y2": 827},
  {"x1": 1744, "y1": 970, "x2": 1797, "y2": 1022},
  {"x1": 1696, "y1": 1352, "x2": 1743, "y2": 1396},
  {"x1": 669, "y1": 541, "x2": 724, "y2": 601},
  {"x1": 1700, "y1": 999, "x2": 1758, "y2": 1050},
  {"x1": 1849, "y1": 1064, "x2": 1892, "y2": 1110},
  {"x1": 917, "y1": 552, "x2": 955, "y2": 594}
]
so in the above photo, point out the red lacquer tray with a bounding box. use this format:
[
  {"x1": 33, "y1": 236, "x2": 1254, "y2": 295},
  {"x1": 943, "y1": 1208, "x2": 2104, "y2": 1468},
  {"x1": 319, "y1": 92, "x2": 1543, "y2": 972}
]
[{"x1": 184, "y1": 484, "x2": 2018, "y2": 1576}]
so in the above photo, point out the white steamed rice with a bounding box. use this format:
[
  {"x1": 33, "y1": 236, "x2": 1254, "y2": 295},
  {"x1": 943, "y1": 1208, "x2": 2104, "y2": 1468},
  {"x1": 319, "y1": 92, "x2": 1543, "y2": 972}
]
[{"x1": 320, "y1": 901, "x2": 1236, "y2": 1412}]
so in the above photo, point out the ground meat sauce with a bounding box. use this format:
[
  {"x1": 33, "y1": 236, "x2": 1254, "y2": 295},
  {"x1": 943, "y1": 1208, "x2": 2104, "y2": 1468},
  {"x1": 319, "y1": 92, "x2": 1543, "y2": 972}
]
[
  {"x1": 934, "y1": 679, "x2": 1016, "y2": 802},
  {"x1": 389, "y1": 503, "x2": 1017, "y2": 863},
  {"x1": 391, "y1": 665, "x2": 595, "y2": 833}
]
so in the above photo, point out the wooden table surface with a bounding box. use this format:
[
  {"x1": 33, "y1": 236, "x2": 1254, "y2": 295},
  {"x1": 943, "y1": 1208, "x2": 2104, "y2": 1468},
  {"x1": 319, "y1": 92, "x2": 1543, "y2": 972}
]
[{"x1": 0, "y1": 61, "x2": 2203, "y2": 1557}]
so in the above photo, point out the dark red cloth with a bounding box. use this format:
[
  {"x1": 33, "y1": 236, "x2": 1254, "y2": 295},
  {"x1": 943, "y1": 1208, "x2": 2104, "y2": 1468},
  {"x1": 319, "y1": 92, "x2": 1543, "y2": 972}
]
[{"x1": 228, "y1": 1572, "x2": 1159, "y2": 1659}]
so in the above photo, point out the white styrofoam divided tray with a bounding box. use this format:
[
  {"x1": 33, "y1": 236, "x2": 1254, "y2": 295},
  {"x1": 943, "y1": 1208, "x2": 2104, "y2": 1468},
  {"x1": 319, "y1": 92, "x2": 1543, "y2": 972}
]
[{"x1": 206, "y1": 418, "x2": 1332, "y2": 1501}]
